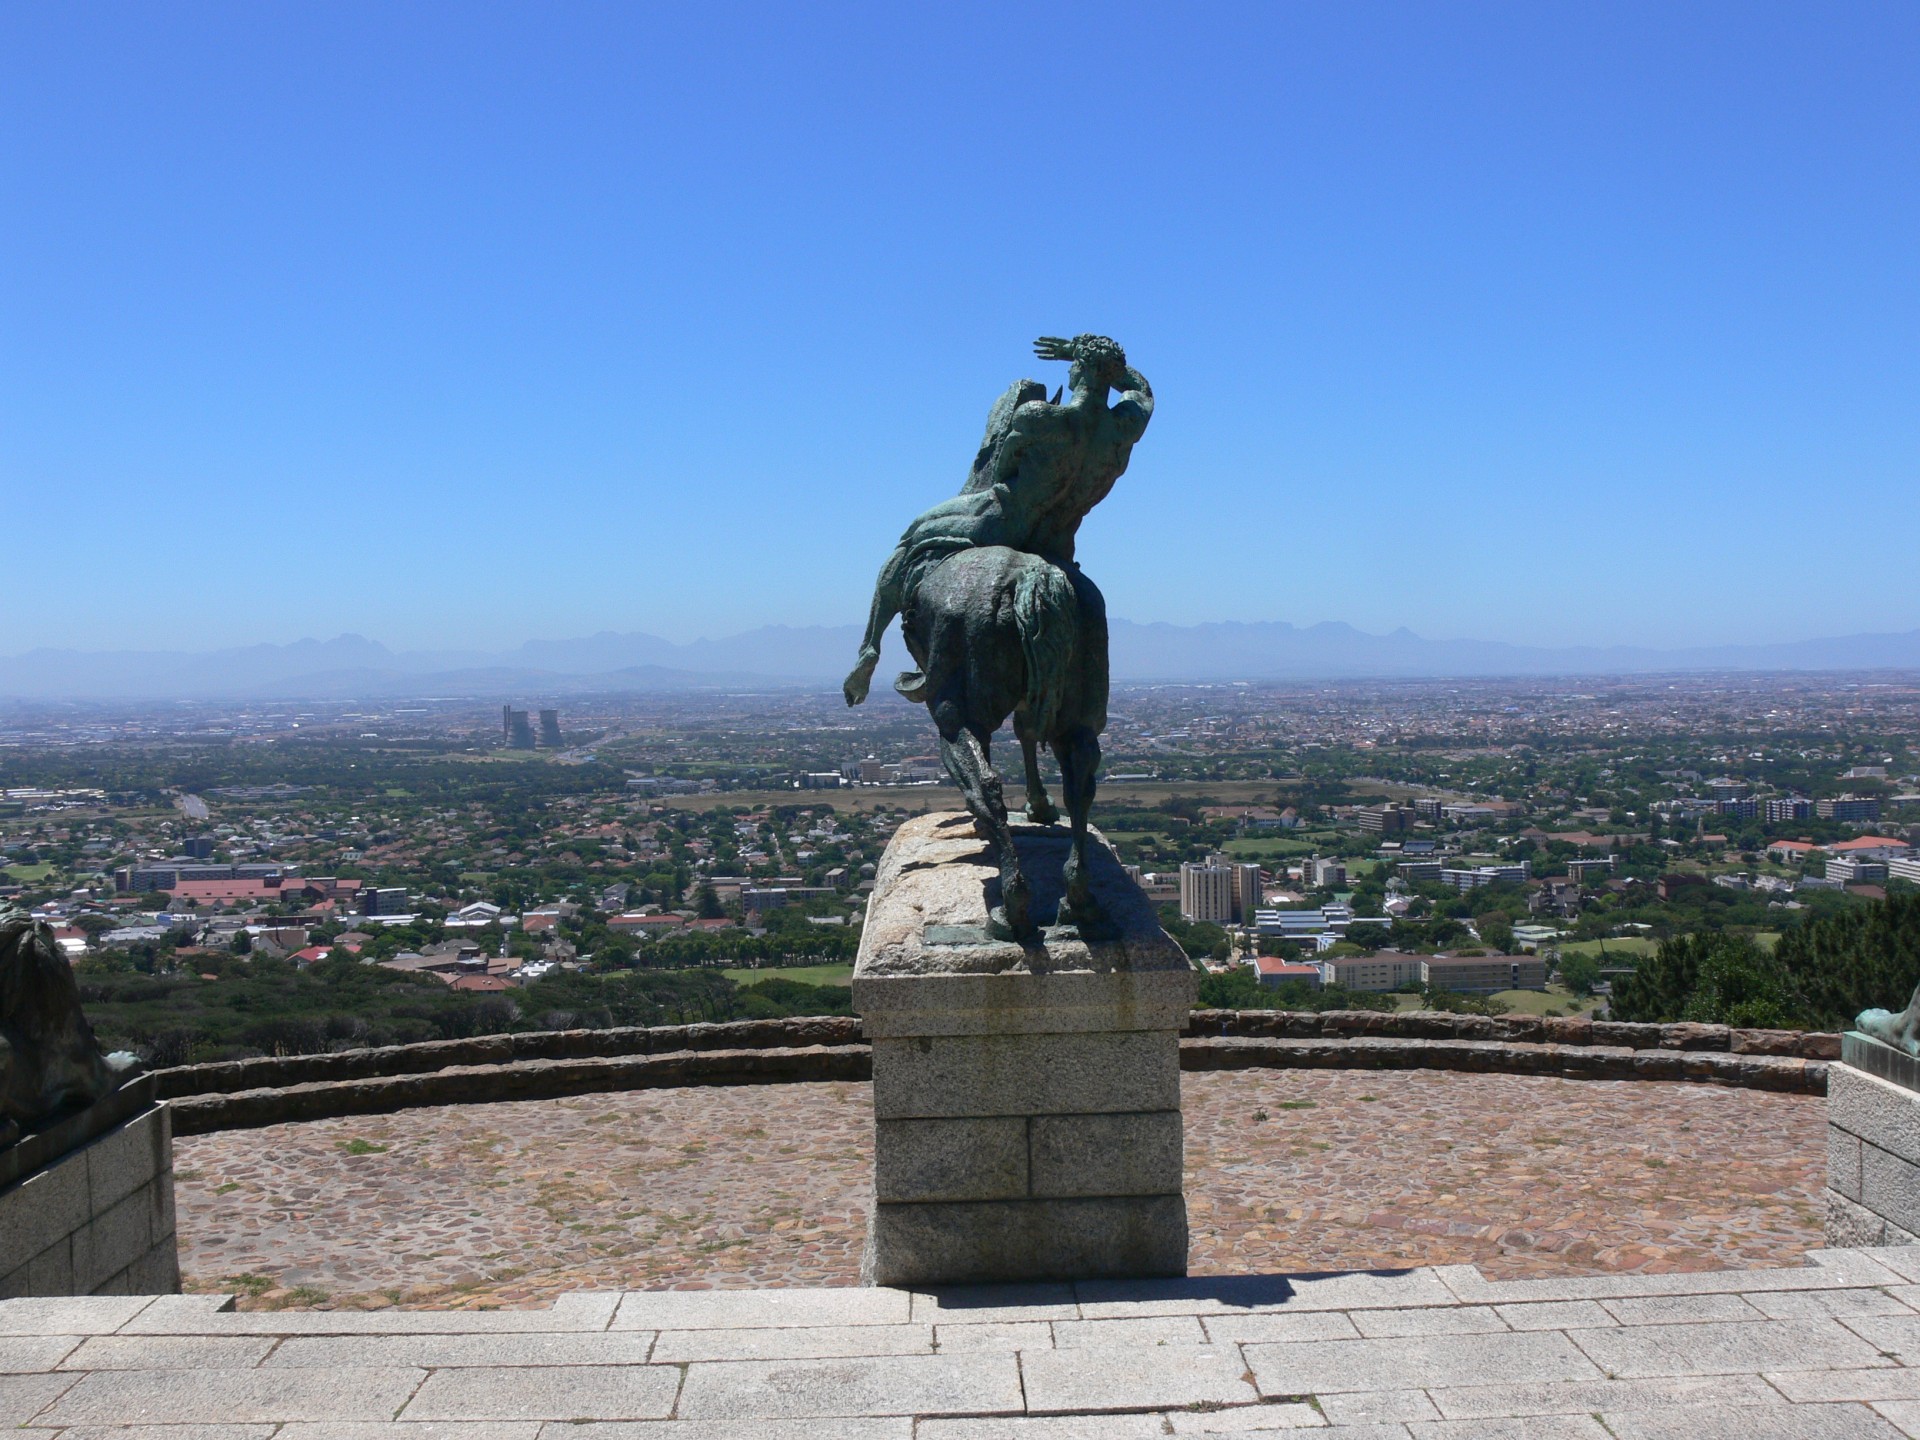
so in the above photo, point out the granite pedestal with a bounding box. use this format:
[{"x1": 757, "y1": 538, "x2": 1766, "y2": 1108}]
[
  {"x1": 0, "y1": 1076, "x2": 179, "y2": 1297},
  {"x1": 1825, "y1": 1031, "x2": 1920, "y2": 1248},
  {"x1": 853, "y1": 812, "x2": 1200, "y2": 1286}
]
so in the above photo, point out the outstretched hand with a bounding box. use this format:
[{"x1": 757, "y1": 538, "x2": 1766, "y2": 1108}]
[{"x1": 1032, "y1": 336, "x2": 1077, "y2": 362}]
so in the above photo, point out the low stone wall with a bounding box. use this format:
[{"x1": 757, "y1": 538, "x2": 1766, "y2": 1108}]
[
  {"x1": 153, "y1": 1017, "x2": 863, "y2": 1099},
  {"x1": 1182, "y1": 1036, "x2": 1825, "y2": 1093},
  {"x1": 169, "y1": 1044, "x2": 871, "y2": 1135},
  {"x1": 0, "y1": 1102, "x2": 178, "y2": 1297},
  {"x1": 1183, "y1": 1008, "x2": 1841, "y2": 1059},
  {"x1": 155, "y1": 1009, "x2": 1840, "y2": 1134}
]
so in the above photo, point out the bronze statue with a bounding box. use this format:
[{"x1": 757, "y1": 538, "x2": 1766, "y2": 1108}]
[
  {"x1": 1859, "y1": 984, "x2": 1920, "y2": 1054},
  {"x1": 845, "y1": 336, "x2": 1151, "y2": 940},
  {"x1": 0, "y1": 908, "x2": 140, "y2": 1147}
]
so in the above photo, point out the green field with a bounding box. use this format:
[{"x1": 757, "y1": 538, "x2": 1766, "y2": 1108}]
[
  {"x1": 1217, "y1": 837, "x2": 1322, "y2": 859},
  {"x1": 3, "y1": 863, "x2": 54, "y2": 884},
  {"x1": 1385, "y1": 986, "x2": 1601, "y2": 1017},
  {"x1": 1558, "y1": 937, "x2": 1658, "y2": 961},
  {"x1": 720, "y1": 963, "x2": 854, "y2": 987}
]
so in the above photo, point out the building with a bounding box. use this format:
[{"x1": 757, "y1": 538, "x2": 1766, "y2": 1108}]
[
  {"x1": 1357, "y1": 805, "x2": 1411, "y2": 835},
  {"x1": 360, "y1": 887, "x2": 411, "y2": 916},
  {"x1": 1251, "y1": 956, "x2": 1323, "y2": 989},
  {"x1": 1767, "y1": 840, "x2": 1818, "y2": 865},
  {"x1": 1766, "y1": 797, "x2": 1813, "y2": 824},
  {"x1": 1179, "y1": 861, "x2": 1235, "y2": 923},
  {"x1": 538, "y1": 709, "x2": 562, "y2": 748},
  {"x1": 116, "y1": 861, "x2": 286, "y2": 893},
  {"x1": 1438, "y1": 862, "x2": 1531, "y2": 892},
  {"x1": 1441, "y1": 804, "x2": 1496, "y2": 827},
  {"x1": 1818, "y1": 797, "x2": 1882, "y2": 822},
  {"x1": 1714, "y1": 798, "x2": 1759, "y2": 821},
  {"x1": 1826, "y1": 856, "x2": 1890, "y2": 884},
  {"x1": 797, "y1": 773, "x2": 844, "y2": 789},
  {"x1": 503, "y1": 707, "x2": 535, "y2": 750},
  {"x1": 1887, "y1": 856, "x2": 1920, "y2": 885},
  {"x1": 1318, "y1": 951, "x2": 1423, "y2": 993},
  {"x1": 1829, "y1": 837, "x2": 1914, "y2": 861},
  {"x1": 1396, "y1": 860, "x2": 1442, "y2": 885},
  {"x1": 1413, "y1": 798, "x2": 1445, "y2": 821},
  {"x1": 1308, "y1": 857, "x2": 1347, "y2": 889},
  {"x1": 1657, "y1": 872, "x2": 1710, "y2": 900},
  {"x1": 1707, "y1": 778, "x2": 1752, "y2": 801},
  {"x1": 1565, "y1": 857, "x2": 1617, "y2": 884},
  {"x1": 741, "y1": 885, "x2": 837, "y2": 915},
  {"x1": 1420, "y1": 954, "x2": 1548, "y2": 995},
  {"x1": 182, "y1": 836, "x2": 217, "y2": 860},
  {"x1": 1231, "y1": 863, "x2": 1263, "y2": 922}
]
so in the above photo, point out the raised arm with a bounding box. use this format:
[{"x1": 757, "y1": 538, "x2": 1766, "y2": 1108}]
[{"x1": 1109, "y1": 363, "x2": 1153, "y2": 443}]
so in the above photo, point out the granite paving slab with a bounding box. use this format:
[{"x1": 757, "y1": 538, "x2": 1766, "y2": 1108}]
[{"x1": 7, "y1": 1256, "x2": 1920, "y2": 1431}]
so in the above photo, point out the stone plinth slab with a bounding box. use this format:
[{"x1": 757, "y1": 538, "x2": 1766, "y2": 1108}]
[{"x1": 855, "y1": 812, "x2": 1198, "y2": 1288}]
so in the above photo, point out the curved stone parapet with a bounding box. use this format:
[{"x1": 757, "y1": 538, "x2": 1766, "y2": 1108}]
[{"x1": 152, "y1": 1008, "x2": 1839, "y2": 1134}]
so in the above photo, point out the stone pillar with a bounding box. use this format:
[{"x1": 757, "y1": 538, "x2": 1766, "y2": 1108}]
[{"x1": 854, "y1": 812, "x2": 1199, "y2": 1286}]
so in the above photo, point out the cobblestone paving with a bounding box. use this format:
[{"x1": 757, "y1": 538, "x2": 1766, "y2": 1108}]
[{"x1": 174, "y1": 1069, "x2": 1828, "y2": 1309}]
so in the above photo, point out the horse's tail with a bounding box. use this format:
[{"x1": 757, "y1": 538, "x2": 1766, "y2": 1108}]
[{"x1": 1012, "y1": 561, "x2": 1077, "y2": 737}]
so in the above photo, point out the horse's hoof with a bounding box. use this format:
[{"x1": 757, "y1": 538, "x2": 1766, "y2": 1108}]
[{"x1": 1023, "y1": 802, "x2": 1060, "y2": 826}]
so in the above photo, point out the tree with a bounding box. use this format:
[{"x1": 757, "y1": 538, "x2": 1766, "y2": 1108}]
[
  {"x1": 1611, "y1": 932, "x2": 1805, "y2": 1028},
  {"x1": 693, "y1": 882, "x2": 724, "y2": 920},
  {"x1": 1344, "y1": 921, "x2": 1390, "y2": 953},
  {"x1": 1557, "y1": 950, "x2": 1601, "y2": 996},
  {"x1": 1476, "y1": 912, "x2": 1514, "y2": 954}
]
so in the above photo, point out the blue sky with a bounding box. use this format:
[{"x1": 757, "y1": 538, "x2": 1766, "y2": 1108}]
[{"x1": 3, "y1": 2, "x2": 1916, "y2": 654}]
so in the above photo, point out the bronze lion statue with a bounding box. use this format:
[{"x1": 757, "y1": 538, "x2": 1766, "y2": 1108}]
[{"x1": 0, "y1": 907, "x2": 140, "y2": 1147}]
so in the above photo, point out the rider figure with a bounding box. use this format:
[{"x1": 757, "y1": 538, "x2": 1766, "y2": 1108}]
[{"x1": 843, "y1": 334, "x2": 1153, "y2": 706}]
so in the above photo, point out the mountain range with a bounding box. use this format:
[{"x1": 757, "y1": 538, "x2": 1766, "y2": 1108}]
[{"x1": 6, "y1": 622, "x2": 1920, "y2": 700}]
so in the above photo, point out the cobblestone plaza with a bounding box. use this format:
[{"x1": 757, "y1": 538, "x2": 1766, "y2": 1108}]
[{"x1": 173, "y1": 1069, "x2": 1828, "y2": 1309}]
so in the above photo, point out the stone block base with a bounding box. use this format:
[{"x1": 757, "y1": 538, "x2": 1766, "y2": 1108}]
[
  {"x1": 854, "y1": 813, "x2": 1199, "y2": 1288},
  {"x1": 1825, "y1": 1040, "x2": 1920, "y2": 1251},
  {"x1": 0, "y1": 1101, "x2": 179, "y2": 1297},
  {"x1": 865, "y1": 1194, "x2": 1189, "y2": 1285}
]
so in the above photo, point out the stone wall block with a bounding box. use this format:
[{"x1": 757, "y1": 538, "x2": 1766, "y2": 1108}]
[
  {"x1": 0, "y1": 1148, "x2": 89, "y2": 1274},
  {"x1": 74, "y1": 1188, "x2": 153, "y2": 1294},
  {"x1": 1829, "y1": 1064, "x2": 1920, "y2": 1166},
  {"x1": 873, "y1": 1117, "x2": 1028, "y2": 1203},
  {"x1": 870, "y1": 1031, "x2": 1180, "y2": 1121},
  {"x1": 867, "y1": 1195, "x2": 1188, "y2": 1286},
  {"x1": 1862, "y1": 1143, "x2": 1920, "y2": 1237},
  {"x1": 1829, "y1": 1125, "x2": 1864, "y2": 1201},
  {"x1": 1029, "y1": 1112, "x2": 1183, "y2": 1199},
  {"x1": 23, "y1": 1239, "x2": 73, "y2": 1296},
  {"x1": 1825, "y1": 1188, "x2": 1890, "y2": 1247},
  {"x1": 84, "y1": 1108, "x2": 163, "y2": 1214},
  {"x1": 127, "y1": 1240, "x2": 180, "y2": 1294}
]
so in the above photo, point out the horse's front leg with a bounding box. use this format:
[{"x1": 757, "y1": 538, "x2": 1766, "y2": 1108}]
[
  {"x1": 933, "y1": 705, "x2": 1032, "y2": 939},
  {"x1": 1017, "y1": 725, "x2": 1059, "y2": 825}
]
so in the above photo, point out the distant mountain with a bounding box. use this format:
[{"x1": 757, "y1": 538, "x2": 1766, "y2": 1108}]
[{"x1": 4, "y1": 622, "x2": 1920, "y2": 699}]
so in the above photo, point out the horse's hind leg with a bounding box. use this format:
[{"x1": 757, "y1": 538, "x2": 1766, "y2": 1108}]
[
  {"x1": 933, "y1": 701, "x2": 1033, "y2": 939},
  {"x1": 1017, "y1": 726, "x2": 1059, "y2": 825},
  {"x1": 1054, "y1": 725, "x2": 1109, "y2": 936}
]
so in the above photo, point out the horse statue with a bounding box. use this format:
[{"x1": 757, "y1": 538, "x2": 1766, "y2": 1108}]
[
  {"x1": 897, "y1": 547, "x2": 1109, "y2": 939},
  {"x1": 0, "y1": 908, "x2": 141, "y2": 1147},
  {"x1": 846, "y1": 334, "x2": 1150, "y2": 942}
]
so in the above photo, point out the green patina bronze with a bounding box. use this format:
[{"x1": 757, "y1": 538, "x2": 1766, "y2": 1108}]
[
  {"x1": 1859, "y1": 984, "x2": 1920, "y2": 1055},
  {"x1": 844, "y1": 335, "x2": 1153, "y2": 942}
]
